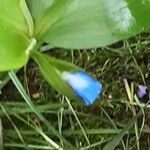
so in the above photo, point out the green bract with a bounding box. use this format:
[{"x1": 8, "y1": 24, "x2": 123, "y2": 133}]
[{"x1": 31, "y1": 50, "x2": 81, "y2": 101}]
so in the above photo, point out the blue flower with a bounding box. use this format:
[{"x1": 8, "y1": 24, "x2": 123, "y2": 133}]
[
  {"x1": 62, "y1": 71, "x2": 102, "y2": 105},
  {"x1": 137, "y1": 85, "x2": 148, "y2": 99}
]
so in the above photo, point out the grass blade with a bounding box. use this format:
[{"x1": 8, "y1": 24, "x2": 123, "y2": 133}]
[
  {"x1": 103, "y1": 109, "x2": 142, "y2": 150},
  {"x1": 8, "y1": 71, "x2": 75, "y2": 149}
]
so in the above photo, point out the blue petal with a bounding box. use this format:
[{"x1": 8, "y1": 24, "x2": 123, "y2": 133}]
[
  {"x1": 137, "y1": 85, "x2": 148, "y2": 99},
  {"x1": 62, "y1": 71, "x2": 102, "y2": 105}
]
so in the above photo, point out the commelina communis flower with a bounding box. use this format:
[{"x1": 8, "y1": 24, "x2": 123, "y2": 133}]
[{"x1": 62, "y1": 71, "x2": 102, "y2": 105}]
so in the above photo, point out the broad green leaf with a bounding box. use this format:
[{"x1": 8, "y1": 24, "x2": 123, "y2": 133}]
[
  {"x1": 0, "y1": 0, "x2": 28, "y2": 35},
  {"x1": 27, "y1": 0, "x2": 150, "y2": 49},
  {"x1": 26, "y1": 0, "x2": 71, "y2": 37},
  {"x1": 0, "y1": 27, "x2": 30, "y2": 71},
  {"x1": 0, "y1": 0, "x2": 30, "y2": 71},
  {"x1": 31, "y1": 51, "x2": 80, "y2": 101}
]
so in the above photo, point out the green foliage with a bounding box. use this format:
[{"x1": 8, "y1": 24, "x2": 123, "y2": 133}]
[
  {"x1": 0, "y1": 1, "x2": 150, "y2": 149},
  {"x1": 31, "y1": 50, "x2": 80, "y2": 101},
  {"x1": 0, "y1": 0, "x2": 28, "y2": 34},
  {"x1": 0, "y1": 34, "x2": 150, "y2": 149},
  {"x1": 0, "y1": 30, "x2": 29, "y2": 71},
  {"x1": 0, "y1": 0, "x2": 150, "y2": 71},
  {"x1": 27, "y1": 0, "x2": 150, "y2": 49},
  {"x1": 0, "y1": 0, "x2": 30, "y2": 71},
  {"x1": 44, "y1": 54, "x2": 81, "y2": 72}
]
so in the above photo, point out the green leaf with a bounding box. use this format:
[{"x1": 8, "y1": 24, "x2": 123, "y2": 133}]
[
  {"x1": 0, "y1": 28, "x2": 30, "y2": 71},
  {"x1": 27, "y1": 0, "x2": 150, "y2": 49},
  {"x1": 0, "y1": 0, "x2": 30, "y2": 71},
  {"x1": 26, "y1": 0, "x2": 70, "y2": 37},
  {"x1": 0, "y1": 0, "x2": 28, "y2": 34},
  {"x1": 44, "y1": 55, "x2": 81, "y2": 72},
  {"x1": 31, "y1": 51, "x2": 80, "y2": 101},
  {"x1": 20, "y1": 0, "x2": 34, "y2": 37}
]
